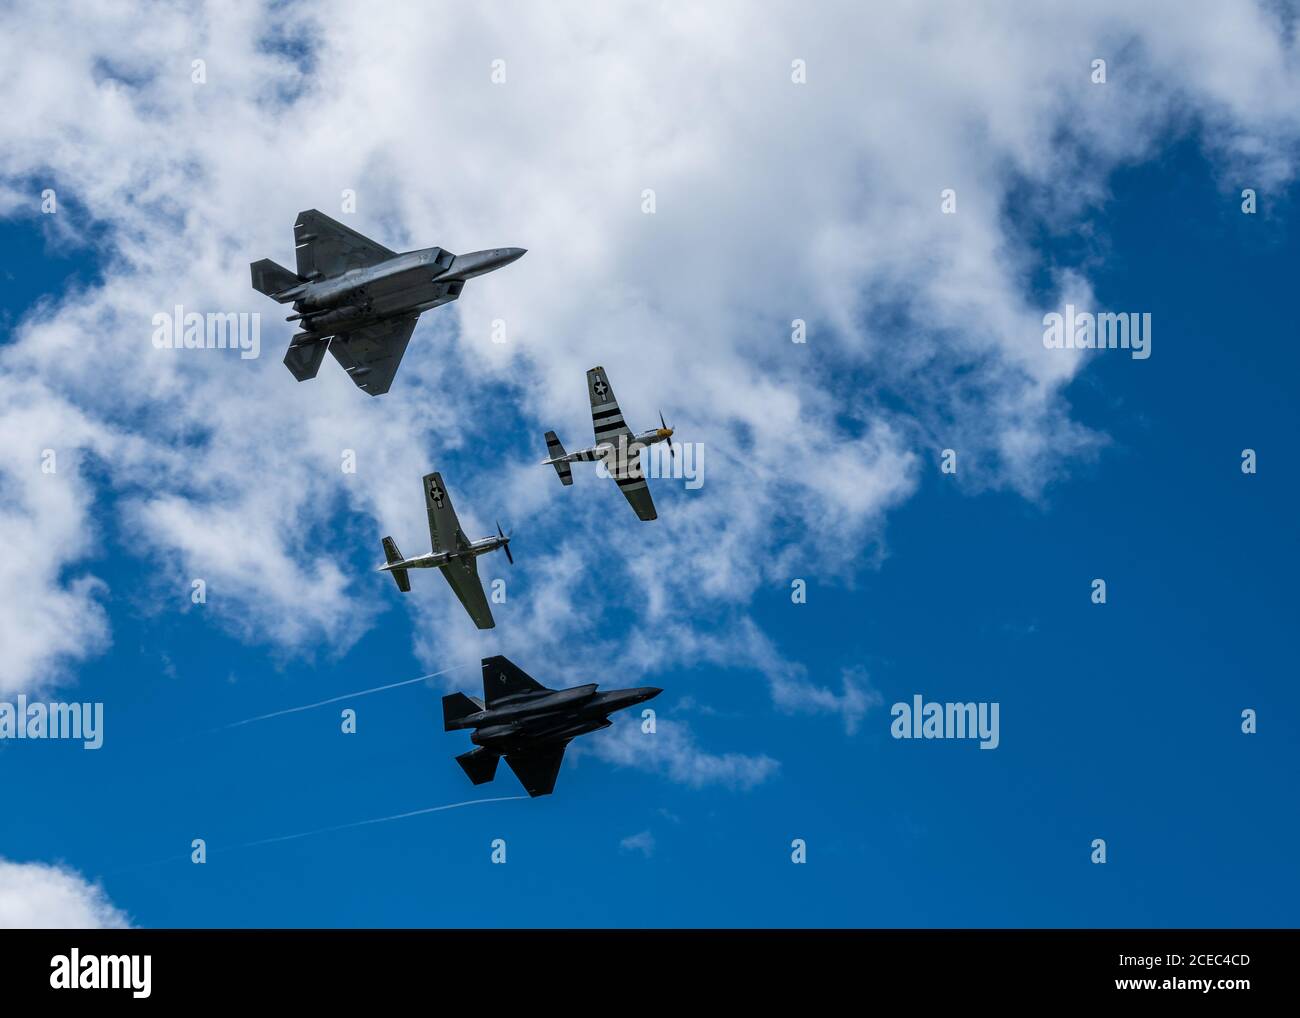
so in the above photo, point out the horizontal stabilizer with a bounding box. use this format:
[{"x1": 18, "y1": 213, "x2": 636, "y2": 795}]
[
  {"x1": 250, "y1": 258, "x2": 302, "y2": 301},
  {"x1": 544, "y1": 431, "x2": 573, "y2": 486},
  {"x1": 283, "y1": 334, "x2": 330, "y2": 382},
  {"x1": 456, "y1": 748, "x2": 499, "y2": 786},
  {"x1": 443, "y1": 691, "x2": 485, "y2": 730},
  {"x1": 380, "y1": 536, "x2": 411, "y2": 592}
]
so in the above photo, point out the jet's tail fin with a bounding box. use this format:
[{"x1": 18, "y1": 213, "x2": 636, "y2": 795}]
[
  {"x1": 250, "y1": 258, "x2": 303, "y2": 302},
  {"x1": 543, "y1": 431, "x2": 573, "y2": 486},
  {"x1": 380, "y1": 536, "x2": 411, "y2": 593},
  {"x1": 443, "y1": 692, "x2": 485, "y2": 731},
  {"x1": 455, "y1": 748, "x2": 499, "y2": 785},
  {"x1": 284, "y1": 333, "x2": 330, "y2": 382}
]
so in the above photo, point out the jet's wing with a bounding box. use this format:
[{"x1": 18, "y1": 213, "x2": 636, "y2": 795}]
[
  {"x1": 327, "y1": 315, "x2": 418, "y2": 396},
  {"x1": 481, "y1": 655, "x2": 548, "y2": 705},
  {"x1": 614, "y1": 472, "x2": 658, "y2": 521},
  {"x1": 421, "y1": 471, "x2": 494, "y2": 627},
  {"x1": 588, "y1": 365, "x2": 633, "y2": 444},
  {"x1": 293, "y1": 209, "x2": 396, "y2": 279},
  {"x1": 422, "y1": 471, "x2": 470, "y2": 553},
  {"x1": 504, "y1": 743, "x2": 569, "y2": 797},
  {"x1": 439, "y1": 558, "x2": 495, "y2": 630},
  {"x1": 585, "y1": 366, "x2": 657, "y2": 519}
]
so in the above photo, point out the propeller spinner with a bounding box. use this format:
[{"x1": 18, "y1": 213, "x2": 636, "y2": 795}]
[{"x1": 658, "y1": 410, "x2": 676, "y2": 459}]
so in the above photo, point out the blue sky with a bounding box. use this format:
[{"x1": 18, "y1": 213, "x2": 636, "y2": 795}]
[
  {"x1": 3, "y1": 139, "x2": 1296, "y2": 928},
  {"x1": 1, "y1": 2, "x2": 1298, "y2": 929}
]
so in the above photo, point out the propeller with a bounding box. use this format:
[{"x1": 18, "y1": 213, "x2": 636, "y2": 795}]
[
  {"x1": 659, "y1": 410, "x2": 676, "y2": 460},
  {"x1": 496, "y1": 521, "x2": 514, "y2": 565}
]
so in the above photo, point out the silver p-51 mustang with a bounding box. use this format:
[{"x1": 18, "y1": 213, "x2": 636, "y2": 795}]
[{"x1": 378, "y1": 472, "x2": 512, "y2": 629}]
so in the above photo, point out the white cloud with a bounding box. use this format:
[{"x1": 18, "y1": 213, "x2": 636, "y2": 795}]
[
  {"x1": 584, "y1": 716, "x2": 780, "y2": 791},
  {"x1": 0, "y1": 382, "x2": 117, "y2": 692},
  {"x1": 0, "y1": 0, "x2": 1297, "y2": 734},
  {"x1": 769, "y1": 665, "x2": 885, "y2": 736},
  {"x1": 619, "y1": 830, "x2": 656, "y2": 858},
  {"x1": 0, "y1": 858, "x2": 130, "y2": 929}
]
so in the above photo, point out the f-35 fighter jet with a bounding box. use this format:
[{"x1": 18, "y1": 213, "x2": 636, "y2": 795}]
[
  {"x1": 542, "y1": 366, "x2": 675, "y2": 521},
  {"x1": 251, "y1": 209, "x2": 524, "y2": 395},
  {"x1": 444, "y1": 656, "x2": 662, "y2": 797},
  {"x1": 378, "y1": 472, "x2": 512, "y2": 629}
]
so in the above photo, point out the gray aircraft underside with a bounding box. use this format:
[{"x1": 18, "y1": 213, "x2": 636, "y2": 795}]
[
  {"x1": 444, "y1": 656, "x2": 662, "y2": 796},
  {"x1": 251, "y1": 209, "x2": 524, "y2": 395}
]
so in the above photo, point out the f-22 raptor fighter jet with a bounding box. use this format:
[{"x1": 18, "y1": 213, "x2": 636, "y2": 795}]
[
  {"x1": 542, "y1": 366, "x2": 675, "y2": 521},
  {"x1": 378, "y1": 472, "x2": 512, "y2": 630},
  {"x1": 251, "y1": 209, "x2": 524, "y2": 395},
  {"x1": 444, "y1": 656, "x2": 662, "y2": 797}
]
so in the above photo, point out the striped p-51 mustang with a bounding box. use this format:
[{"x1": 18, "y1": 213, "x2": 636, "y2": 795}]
[{"x1": 541, "y1": 366, "x2": 675, "y2": 521}]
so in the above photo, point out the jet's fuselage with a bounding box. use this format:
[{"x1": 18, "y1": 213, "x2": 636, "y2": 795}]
[
  {"x1": 379, "y1": 534, "x2": 509, "y2": 574},
  {"x1": 562, "y1": 428, "x2": 674, "y2": 464},
  {"x1": 289, "y1": 246, "x2": 525, "y2": 336},
  {"x1": 454, "y1": 685, "x2": 661, "y2": 754}
]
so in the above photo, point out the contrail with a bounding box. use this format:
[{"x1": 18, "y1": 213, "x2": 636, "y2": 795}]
[
  {"x1": 225, "y1": 795, "x2": 527, "y2": 852},
  {"x1": 104, "y1": 795, "x2": 525, "y2": 874},
  {"x1": 211, "y1": 662, "x2": 477, "y2": 732}
]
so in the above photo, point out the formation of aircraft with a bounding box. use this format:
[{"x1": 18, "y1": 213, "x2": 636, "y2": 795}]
[
  {"x1": 377, "y1": 472, "x2": 512, "y2": 630},
  {"x1": 249, "y1": 216, "x2": 676, "y2": 795},
  {"x1": 542, "y1": 366, "x2": 675, "y2": 521},
  {"x1": 251, "y1": 209, "x2": 524, "y2": 395},
  {"x1": 443, "y1": 655, "x2": 661, "y2": 797}
]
